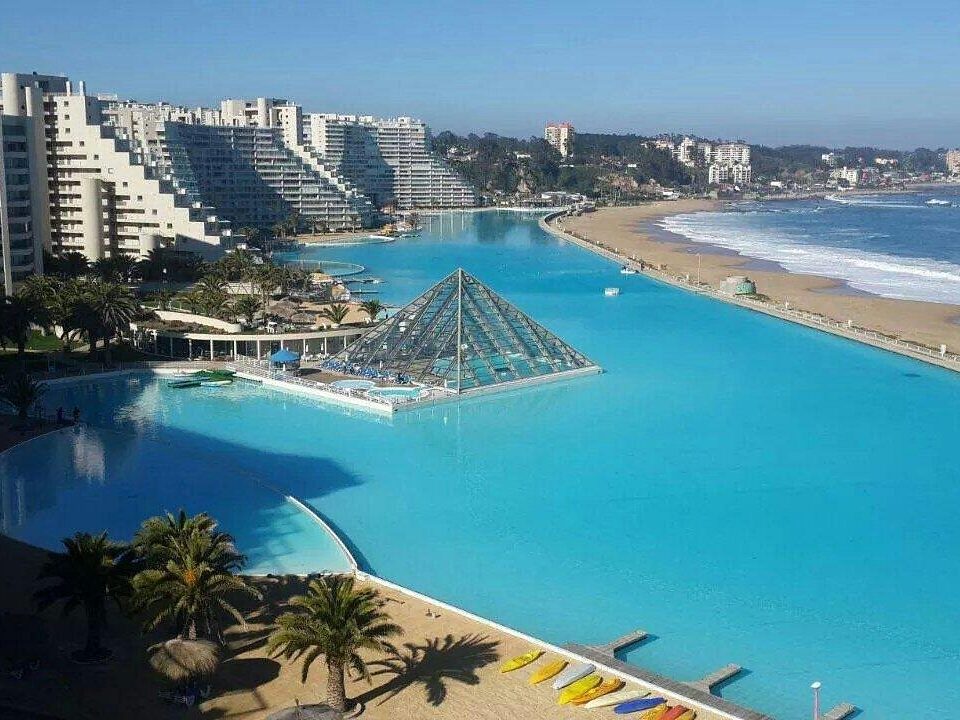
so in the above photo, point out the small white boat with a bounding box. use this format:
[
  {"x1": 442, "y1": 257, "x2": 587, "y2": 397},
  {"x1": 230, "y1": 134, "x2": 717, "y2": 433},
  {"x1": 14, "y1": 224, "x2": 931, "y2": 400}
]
[
  {"x1": 604, "y1": 287, "x2": 621, "y2": 297},
  {"x1": 583, "y1": 689, "x2": 649, "y2": 710},
  {"x1": 551, "y1": 661, "x2": 595, "y2": 690},
  {"x1": 925, "y1": 198, "x2": 951, "y2": 206},
  {"x1": 620, "y1": 266, "x2": 640, "y2": 275},
  {"x1": 200, "y1": 379, "x2": 233, "y2": 387}
]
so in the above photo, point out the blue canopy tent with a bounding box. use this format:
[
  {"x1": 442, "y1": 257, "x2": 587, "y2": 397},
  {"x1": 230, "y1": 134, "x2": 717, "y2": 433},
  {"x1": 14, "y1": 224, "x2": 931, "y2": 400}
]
[{"x1": 270, "y1": 348, "x2": 301, "y2": 370}]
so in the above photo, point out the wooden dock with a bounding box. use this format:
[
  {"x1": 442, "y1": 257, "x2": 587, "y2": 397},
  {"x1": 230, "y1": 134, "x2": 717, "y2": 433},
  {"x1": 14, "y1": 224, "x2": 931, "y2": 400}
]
[
  {"x1": 689, "y1": 663, "x2": 743, "y2": 693},
  {"x1": 596, "y1": 629, "x2": 648, "y2": 654},
  {"x1": 822, "y1": 703, "x2": 857, "y2": 720},
  {"x1": 564, "y1": 643, "x2": 774, "y2": 720}
]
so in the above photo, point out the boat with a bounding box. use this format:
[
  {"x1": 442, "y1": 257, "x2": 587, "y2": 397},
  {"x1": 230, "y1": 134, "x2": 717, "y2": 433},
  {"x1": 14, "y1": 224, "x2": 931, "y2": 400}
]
[
  {"x1": 583, "y1": 689, "x2": 648, "y2": 709},
  {"x1": 499, "y1": 650, "x2": 542, "y2": 673},
  {"x1": 528, "y1": 659, "x2": 567, "y2": 685},
  {"x1": 620, "y1": 265, "x2": 640, "y2": 275},
  {"x1": 925, "y1": 198, "x2": 951, "y2": 206},
  {"x1": 638, "y1": 705, "x2": 671, "y2": 720},
  {"x1": 572, "y1": 677, "x2": 624, "y2": 705},
  {"x1": 604, "y1": 287, "x2": 621, "y2": 297},
  {"x1": 551, "y1": 661, "x2": 595, "y2": 690},
  {"x1": 199, "y1": 379, "x2": 233, "y2": 387},
  {"x1": 613, "y1": 696, "x2": 666, "y2": 714},
  {"x1": 557, "y1": 674, "x2": 602, "y2": 705},
  {"x1": 673, "y1": 710, "x2": 695, "y2": 720},
  {"x1": 658, "y1": 705, "x2": 691, "y2": 720},
  {"x1": 168, "y1": 379, "x2": 201, "y2": 389}
]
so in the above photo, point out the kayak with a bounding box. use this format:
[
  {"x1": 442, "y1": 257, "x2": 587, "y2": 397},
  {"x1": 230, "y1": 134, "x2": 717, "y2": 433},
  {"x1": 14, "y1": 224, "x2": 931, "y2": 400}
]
[
  {"x1": 528, "y1": 659, "x2": 566, "y2": 685},
  {"x1": 557, "y1": 674, "x2": 602, "y2": 705},
  {"x1": 583, "y1": 689, "x2": 648, "y2": 709},
  {"x1": 500, "y1": 650, "x2": 542, "y2": 673},
  {"x1": 168, "y1": 379, "x2": 201, "y2": 388},
  {"x1": 674, "y1": 710, "x2": 695, "y2": 720},
  {"x1": 572, "y1": 677, "x2": 625, "y2": 705},
  {"x1": 552, "y1": 661, "x2": 596, "y2": 690},
  {"x1": 200, "y1": 379, "x2": 233, "y2": 386},
  {"x1": 614, "y1": 696, "x2": 666, "y2": 714},
  {"x1": 639, "y1": 705, "x2": 671, "y2": 720},
  {"x1": 660, "y1": 706, "x2": 691, "y2": 720}
]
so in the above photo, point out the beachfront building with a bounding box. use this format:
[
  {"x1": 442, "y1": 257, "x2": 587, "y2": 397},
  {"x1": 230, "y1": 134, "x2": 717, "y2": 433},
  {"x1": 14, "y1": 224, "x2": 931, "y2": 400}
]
[
  {"x1": 831, "y1": 167, "x2": 861, "y2": 187},
  {"x1": 0, "y1": 113, "x2": 44, "y2": 291},
  {"x1": 335, "y1": 268, "x2": 600, "y2": 394},
  {"x1": 545, "y1": 122, "x2": 575, "y2": 158},
  {"x1": 707, "y1": 142, "x2": 752, "y2": 186},
  {"x1": 946, "y1": 149, "x2": 960, "y2": 176}
]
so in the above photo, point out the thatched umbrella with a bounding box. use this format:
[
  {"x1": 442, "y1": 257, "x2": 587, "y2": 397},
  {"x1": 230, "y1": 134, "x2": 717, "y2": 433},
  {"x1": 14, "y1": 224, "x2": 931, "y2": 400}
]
[{"x1": 148, "y1": 638, "x2": 221, "y2": 684}]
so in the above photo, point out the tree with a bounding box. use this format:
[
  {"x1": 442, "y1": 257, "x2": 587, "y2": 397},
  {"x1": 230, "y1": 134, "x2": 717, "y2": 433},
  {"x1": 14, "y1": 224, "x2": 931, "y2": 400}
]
[
  {"x1": 251, "y1": 264, "x2": 283, "y2": 317},
  {"x1": 1, "y1": 372, "x2": 46, "y2": 423},
  {"x1": 91, "y1": 255, "x2": 136, "y2": 283},
  {"x1": 267, "y1": 575, "x2": 401, "y2": 713},
  {"x1": 53, "y1": 251, "x2": 91, "y2": 279},
  {"x1": 132, "y1": 511, "x2": 261, "y2": 643},
  {"x1": 233, "y1": 295, "x2": 261, "y2": 327},
  {"x1": 86, "y1": 281, "x2": 137, "y2": 364},
  {"x1": 0, "y1": 295, "x2": 50, "y2": 368},
  {"x1": 359, "y1": 299, "x2": 385, "y2": 323},
  {"x1": 319, "y1": 303, "x2": 349, "y2": 327},
  {"x1": 33, "y1": 531, "x2": 135, "y2": 661}
]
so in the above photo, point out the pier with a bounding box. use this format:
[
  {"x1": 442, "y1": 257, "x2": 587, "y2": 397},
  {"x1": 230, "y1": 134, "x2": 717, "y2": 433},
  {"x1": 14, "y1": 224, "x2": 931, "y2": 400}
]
[
  {"x1": 822, "y1": 703, "x2": 858, "y2": 720},
  {"x1": 596, "y1": 629, "x2": 648, "y2": 654},
  {"x1": 690, "y1": 664, "x2": 743, "y2": 693}
]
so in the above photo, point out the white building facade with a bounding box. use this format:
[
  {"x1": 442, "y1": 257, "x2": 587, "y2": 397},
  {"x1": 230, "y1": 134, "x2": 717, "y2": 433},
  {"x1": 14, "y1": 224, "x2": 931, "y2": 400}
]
[{"x1": 545, "y1": 123, "x2": 575, "y2": 158}]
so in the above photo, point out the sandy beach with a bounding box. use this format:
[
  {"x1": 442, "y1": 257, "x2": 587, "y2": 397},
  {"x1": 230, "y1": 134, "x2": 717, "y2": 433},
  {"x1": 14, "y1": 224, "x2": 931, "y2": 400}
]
[
  {"x1": 0, "y1": 532, "x2": 732, "y2": 720},
  {"x1": 556, "y1": 201, "x2": 960, "y2": 352}
]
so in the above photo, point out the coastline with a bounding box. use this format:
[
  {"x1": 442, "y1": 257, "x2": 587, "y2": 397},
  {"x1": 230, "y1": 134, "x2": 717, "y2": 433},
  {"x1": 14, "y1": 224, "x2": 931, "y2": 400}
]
[{"x1": 551, "y1": 201, "x2": 960, "y2": 359}]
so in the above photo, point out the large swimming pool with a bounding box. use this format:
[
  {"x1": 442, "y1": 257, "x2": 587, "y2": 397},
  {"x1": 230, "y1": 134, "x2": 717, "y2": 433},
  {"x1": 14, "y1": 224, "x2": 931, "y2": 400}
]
[{"x1": 3, "y1": 211, "x2": 960, "y2": 718}]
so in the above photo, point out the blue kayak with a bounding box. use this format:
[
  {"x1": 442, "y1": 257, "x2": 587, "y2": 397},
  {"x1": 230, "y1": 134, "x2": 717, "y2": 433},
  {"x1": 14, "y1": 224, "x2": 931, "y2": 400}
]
[{"x1": 614, "y1": 697, "x2": 666, "y2": 714}]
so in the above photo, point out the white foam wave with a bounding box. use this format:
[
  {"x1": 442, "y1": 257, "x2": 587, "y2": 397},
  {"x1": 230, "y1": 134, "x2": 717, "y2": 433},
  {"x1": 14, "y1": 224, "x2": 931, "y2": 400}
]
[
  {"x1": 824, "y1": 194, "x2": 924, "y2": 209},
  {"x1": 661, "y1": 212, "x2": 960, "y2": 304}
]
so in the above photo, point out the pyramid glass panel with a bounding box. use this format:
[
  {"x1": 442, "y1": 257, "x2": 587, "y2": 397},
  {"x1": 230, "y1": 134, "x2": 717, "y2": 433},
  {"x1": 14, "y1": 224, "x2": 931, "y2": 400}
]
[{"x1": 335, "y1": 269, "x2": 599, "y2": 393}]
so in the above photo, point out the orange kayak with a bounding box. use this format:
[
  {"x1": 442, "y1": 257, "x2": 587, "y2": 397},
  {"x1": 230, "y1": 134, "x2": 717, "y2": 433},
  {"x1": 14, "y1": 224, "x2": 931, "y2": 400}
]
[
  {"x1": 572, "y1": 677, "x2": 625, "y2": 705},
  {"x1": 660, "y1": 706, "x2": 692, "y2": 720}
]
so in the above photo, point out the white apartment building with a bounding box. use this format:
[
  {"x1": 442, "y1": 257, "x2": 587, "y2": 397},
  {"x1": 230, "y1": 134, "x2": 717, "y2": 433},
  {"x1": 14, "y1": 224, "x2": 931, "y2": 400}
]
[
  {"x1": 712, "y1": 142, "x2": 751, "y2": 166},
  {"x1": 708, "y1": 162, "x2": 752, "y2": 185},
  {"x1": 830, "y1": 167, "x2": 860, "y2": 186},
  {"x1": 545, "y1": 123, "x2": 575, "y2": 158},
  {"x1": 671, "y1": 136, "x2": 697, "y2": 166},
  {"x1": 946, "y1": 149, "x2": 960, "y2": 176}
]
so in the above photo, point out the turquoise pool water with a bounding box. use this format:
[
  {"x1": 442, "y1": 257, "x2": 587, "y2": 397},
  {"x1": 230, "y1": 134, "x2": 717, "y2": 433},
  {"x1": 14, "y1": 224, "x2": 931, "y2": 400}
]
[
  {"x1": 365, "y1": 386, "x2": 423, "y2": 400},
  {"x1": 3, "y1": 210, "x2": 960, "y2": 718}
]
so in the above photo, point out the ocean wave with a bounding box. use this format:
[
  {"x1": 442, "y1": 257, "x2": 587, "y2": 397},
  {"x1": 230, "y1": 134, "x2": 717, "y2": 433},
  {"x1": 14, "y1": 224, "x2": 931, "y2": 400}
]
[
  {"x1": 660, "y1": 213, "x2": 960, "y2": 304},
  {"x1": 824, "y1": 194, "x2": 925, "y2": 209}
]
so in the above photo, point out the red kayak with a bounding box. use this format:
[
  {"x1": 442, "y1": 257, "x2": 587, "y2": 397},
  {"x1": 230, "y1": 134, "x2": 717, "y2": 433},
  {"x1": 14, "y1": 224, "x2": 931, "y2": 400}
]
[{"x1": 660, "y1": 705, "x2": 692, "y2": 720}]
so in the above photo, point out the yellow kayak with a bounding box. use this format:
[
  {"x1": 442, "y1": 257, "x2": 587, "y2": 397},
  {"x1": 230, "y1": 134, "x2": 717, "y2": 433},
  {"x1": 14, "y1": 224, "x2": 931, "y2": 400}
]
[
  {"x1": 641, "y1": 705, "x2": 671, "y2": 720},
  {"x1": 528, "y1": 659, "x2": 567, "y2": 685},
  {"x1": 572, "y1": 677, "x2": 625, "y2": 705},
  {"x1": 500, "y1": 650, "x2": 543, "y2": 673},
  {"x1": 675, "y1": 711, "x2": 696, "y2": 720},
  {"x1": 558, "y1": 674, "x2": 602, "y2": 705}
]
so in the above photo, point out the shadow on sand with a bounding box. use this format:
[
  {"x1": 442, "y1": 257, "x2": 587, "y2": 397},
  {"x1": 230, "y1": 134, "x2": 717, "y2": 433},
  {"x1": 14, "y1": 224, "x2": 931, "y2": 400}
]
[{"x1": 356, "y1": 633, "x2": 500, "y2": 707}]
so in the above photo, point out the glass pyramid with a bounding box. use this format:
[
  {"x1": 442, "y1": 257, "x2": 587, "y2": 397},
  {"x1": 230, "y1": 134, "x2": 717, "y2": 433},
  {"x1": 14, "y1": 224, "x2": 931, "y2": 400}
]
[{"x1": 337, "y1": 268, "x2": 600, "y2": 393}]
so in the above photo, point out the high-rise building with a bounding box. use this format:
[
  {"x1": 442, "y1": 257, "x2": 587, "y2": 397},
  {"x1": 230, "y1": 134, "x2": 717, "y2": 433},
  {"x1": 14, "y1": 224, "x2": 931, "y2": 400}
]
[
  {"x1": 712, "y1": 142, "x2": 751, "y2": 166},
  {"x1": 545, "y1": 123, "x2": 575, "y2": 158},
  {"x1": 707, "y1": 142, "x2": 752, "y2": 186},
  {"x1": 0, "y1": 69, "x2": 477, "y2": 267},
  {"x1": 946, "y1": 149, "x2": 960, "y2": 176}
]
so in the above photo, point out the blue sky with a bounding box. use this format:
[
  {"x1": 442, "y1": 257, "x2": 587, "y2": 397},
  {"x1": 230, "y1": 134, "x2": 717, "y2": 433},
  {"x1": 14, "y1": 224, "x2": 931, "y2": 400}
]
[{"x1": 2, "y1": 0, "x2": 958, "y2": 148}]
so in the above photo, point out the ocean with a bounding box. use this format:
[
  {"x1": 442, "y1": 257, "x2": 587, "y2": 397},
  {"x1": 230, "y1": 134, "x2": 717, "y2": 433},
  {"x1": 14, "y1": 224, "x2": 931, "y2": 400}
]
[{"x1": 660, "y1": 186, "x2": 960, "y2": 304}]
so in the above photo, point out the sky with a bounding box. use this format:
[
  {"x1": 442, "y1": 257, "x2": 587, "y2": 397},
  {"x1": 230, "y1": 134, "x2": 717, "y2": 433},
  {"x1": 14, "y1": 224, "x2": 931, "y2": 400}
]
[{"x1": 2, "y1": 0, "x2": 959, "y2": 149}]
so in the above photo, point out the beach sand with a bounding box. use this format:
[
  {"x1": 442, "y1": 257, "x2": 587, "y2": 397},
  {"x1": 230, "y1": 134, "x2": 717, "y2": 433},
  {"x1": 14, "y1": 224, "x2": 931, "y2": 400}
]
[
  {"x1": 0, "y1": 534, "x2": 728, "y2": 720},
  {"x1": 557, "y1": 201, "x2": 960, "y2": 352}
]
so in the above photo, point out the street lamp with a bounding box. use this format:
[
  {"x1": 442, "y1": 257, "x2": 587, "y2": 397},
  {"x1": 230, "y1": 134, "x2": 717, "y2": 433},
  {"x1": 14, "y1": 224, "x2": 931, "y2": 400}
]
[{"x1": 811, "y1": 681, "x2": 822, "y2": 720}]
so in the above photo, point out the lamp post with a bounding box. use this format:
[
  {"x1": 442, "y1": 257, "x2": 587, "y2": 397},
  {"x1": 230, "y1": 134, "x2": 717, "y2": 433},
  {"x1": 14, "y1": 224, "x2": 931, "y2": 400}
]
[{"x1": 811, "y1": 681, "x2": 822, "y2": 720}]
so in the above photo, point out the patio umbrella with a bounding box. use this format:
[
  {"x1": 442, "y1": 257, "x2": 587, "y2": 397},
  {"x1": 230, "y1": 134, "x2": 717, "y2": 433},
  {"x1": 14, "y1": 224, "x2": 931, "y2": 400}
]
[
  {"x1": 270, "y1": 348, "x2": 300, "y2": 364},
  {"x1": 148, "y1": 638, "x2": 221, "y2": 684}
]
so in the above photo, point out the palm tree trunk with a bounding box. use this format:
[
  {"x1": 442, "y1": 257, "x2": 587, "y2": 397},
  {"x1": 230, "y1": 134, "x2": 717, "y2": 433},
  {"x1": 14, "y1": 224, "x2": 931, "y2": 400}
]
[
  {"x1": 84, "y1": 604, "x2": 103, "y2": 658},
  {"x1": 326, "y1": 659, "x2": 347, "y2": 713}
]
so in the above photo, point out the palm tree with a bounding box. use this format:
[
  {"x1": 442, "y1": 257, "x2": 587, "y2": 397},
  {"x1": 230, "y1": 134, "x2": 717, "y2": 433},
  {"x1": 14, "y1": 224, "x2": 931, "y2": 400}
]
[
  {"x1": 33, "y1": 531, "x2": 135, "y2": 661},
  {"x1": 251, "y1": 264, "x2": 283, "y2": 317},
  {"x1": 136, "y1": 248, "x2": 166, "y2": 282},
  {"x1": 91, "y1": 255, "x2": 137, "y2": 283},
  {"x1": 319, "y1": 303, "x2": 350, "y2": 327},
  {"x1": 132, "y1": 510, "x2": 260, "y2": 643},
  {"x1": 233, "y1": 295, "x2": 261, "y2": 327},
  {"x1": 133, "y1": 534, "x2": 260, "y2": 643},
  {"x1": 267, "y1": 575, "x2": 401, "y2": 713},
  {"x1": 2, "y1": 372, "x2": 46, "y2": 423},
  {"x1": 359, "y1": 300, "x2": 385, "y2": 324},
  {"x1": 86, "y1": 281, "x2": 137, "y2": 364},
  {"x1": 54, "y1": 251, "x2": 91, "y2": 279},
  {"x1": 0, "y1": 295, "x2": 50, "y2": 368}
]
